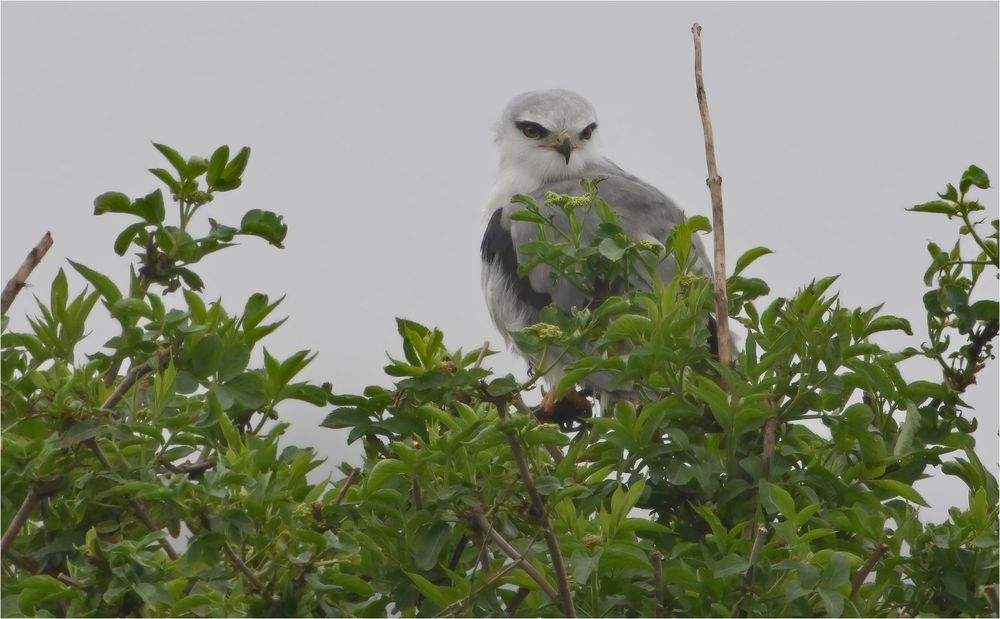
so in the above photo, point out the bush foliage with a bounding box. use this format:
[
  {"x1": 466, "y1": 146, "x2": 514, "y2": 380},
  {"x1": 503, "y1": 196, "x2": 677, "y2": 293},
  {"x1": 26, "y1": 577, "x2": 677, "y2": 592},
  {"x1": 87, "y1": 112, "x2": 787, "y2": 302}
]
[{"x1": 1, "y1": 145, "x2": 997, "y2": 617}]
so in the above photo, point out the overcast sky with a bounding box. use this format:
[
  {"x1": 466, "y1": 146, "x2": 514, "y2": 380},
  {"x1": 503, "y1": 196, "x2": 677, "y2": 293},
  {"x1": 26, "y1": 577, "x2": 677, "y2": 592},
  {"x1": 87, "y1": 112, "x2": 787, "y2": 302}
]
[{"x1": 2, "y1": 2, "x2": 997, "y2": 522}]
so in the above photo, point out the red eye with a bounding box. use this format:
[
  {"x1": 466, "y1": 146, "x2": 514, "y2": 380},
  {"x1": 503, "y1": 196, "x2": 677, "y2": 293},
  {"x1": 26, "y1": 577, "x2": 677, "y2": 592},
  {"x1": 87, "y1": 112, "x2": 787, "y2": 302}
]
[
  {"x1": 522, "y1": 125, "x2": 540, "y2": 138},
  {"x1": 580, "y1": 124, "x2": 596, "y2": 140}
]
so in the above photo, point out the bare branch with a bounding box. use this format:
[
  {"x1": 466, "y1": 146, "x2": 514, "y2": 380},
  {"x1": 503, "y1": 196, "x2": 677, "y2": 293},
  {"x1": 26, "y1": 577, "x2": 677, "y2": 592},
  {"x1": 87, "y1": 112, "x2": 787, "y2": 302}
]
[
  {"x1": 1, "y1": 232, "x2": 53, "y2": 314},
  {"x1": 691, "y1": 23, "x2": 734, "y2": 369}
]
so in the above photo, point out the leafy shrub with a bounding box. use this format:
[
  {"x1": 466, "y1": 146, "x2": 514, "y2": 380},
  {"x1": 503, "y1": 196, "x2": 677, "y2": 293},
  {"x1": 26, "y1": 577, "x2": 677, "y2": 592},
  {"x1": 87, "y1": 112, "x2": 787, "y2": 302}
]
[{"x1": 2, "y1": 147, "x2": 996, "y2": 617}]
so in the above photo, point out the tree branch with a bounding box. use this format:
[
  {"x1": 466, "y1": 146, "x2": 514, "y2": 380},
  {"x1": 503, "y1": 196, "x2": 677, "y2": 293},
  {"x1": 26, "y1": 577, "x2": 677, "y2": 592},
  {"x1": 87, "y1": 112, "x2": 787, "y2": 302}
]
[
  {"x1": 224, "y1": 542, "x2": 266, "y2": 591},
  {"x1": 651, "y1": 549, "x2": 664, "y2": 616},
  {"x1": 1, "y1": 491, "x2": 41, "y2": 558},
  {"x1": 87, "y1": 440, "x2": 178, "y2": 560},
  {"x1": 333, "y1": 468, "x2": 359, "y2": 505},
  {"x1": 1, "y1": 232, "x2": 53, "y2": 314},
  {"x1": 851, "y1": 541, "x2": 889, "y2": 598},
  {"x1": 691, "y1": 23, "x2": 734, "y2": 369},
  {"x1": 493, "y1": 401, "x2": 575, "y2": 616},
  {"x1": 470, "y1": 508, "x2": 559, "y2": 601},
  {"x1": 1, "y1": 478, "x2": 62, "y2": 560}
]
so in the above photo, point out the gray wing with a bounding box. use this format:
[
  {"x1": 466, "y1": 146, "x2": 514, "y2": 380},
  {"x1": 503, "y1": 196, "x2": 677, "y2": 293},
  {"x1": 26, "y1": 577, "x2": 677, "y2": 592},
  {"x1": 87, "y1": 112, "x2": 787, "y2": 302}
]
[{"x1": 486, "y1": 164, "x2": 711, "y2": 318}]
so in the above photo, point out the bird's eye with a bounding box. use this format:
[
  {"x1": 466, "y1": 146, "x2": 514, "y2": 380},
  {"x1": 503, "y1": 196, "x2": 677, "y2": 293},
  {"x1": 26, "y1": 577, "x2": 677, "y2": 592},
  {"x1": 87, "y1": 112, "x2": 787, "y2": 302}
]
[
  {"x1": 580, "y1": 123, "x2": 597, "y2": 141},
  {"x1": 515, "y1": 121, "x2": 547, "y2": 139}
]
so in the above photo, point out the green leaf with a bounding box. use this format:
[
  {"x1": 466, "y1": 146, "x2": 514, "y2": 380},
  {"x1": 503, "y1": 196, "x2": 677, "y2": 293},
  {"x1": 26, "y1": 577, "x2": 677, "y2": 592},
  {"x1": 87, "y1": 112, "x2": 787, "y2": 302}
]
[
  {"x1": 403, "y1": 571, "x2": 453, "y2": 609},
  {"x1": 59, "y1": 419, "x2": 105, "y2": 446},
  {"x1": 94, "y1": 191, "x2": 134, "y2": 216},
  {"x1": 217, "y1": 344, "x2": 251, "y2": 382},
  {"x1": 971, "y1": 299, "x2": 999, "y2": 321},
  {"x1": 239, "y1": 209, "x2": 287, "y2": 247},
  {"x1": 224, "y1": 372, "x2": 265, "y2": 408},
  {"x1": 191, "y1": 334, "x2": 223, "y2": 379},
  {"x1": 186, "y1": 156, "x2": 209, "y2": 178},
  {"x1": 110, "y1": 297, "x2": 153, "y2": 321},
  {"x1": 366, "y1": 459, "x2": 407, "y2": 493},
  {"x1": 733, "y1": 246, "x2": 774, "y2": 276},
  {"x1": 605, "y1": 314, "x2": 651, "y2": 342},
  {"x1": 715, "y1": 554, "x2": 750, "y2": 578},
  {"x1": 153, "y1": 142, "x2": 188, "y2": 178},
  {"x1": 760, "y1": 480, "x2": 796, "y2": 518},
  {"x1": 863, "y1": 315, "x2": 913, "y2": 337},
  {"x1": 511, "y1": 209, "x2": 547, "y2": 224},
  {"x1": 207, "y1": 145, "x2": 230, "y2": 188},
  {"x1": 134, "y1": 189, "x2": 166, "y2": 224},
  {"x1": 960, "y1": 164, "x2": 990, "y2": 193},
  {"x1": 222, "y1": 146, "x2": 251, "y2": 181},
  {"x1": 868, "y1": 479, "x2": 929, "y2": 507},
  {"x1": 68, "y1": 260, "x2": 122, "y2": 303},
  {"x1": 113, "y1": 222, "x2": 148, "y2": 256},
  {"x1": 909, "y1": 200, "x2": 958, "y2": 216},
  {"x1": 148, "y1": 168, "x2": 181, "y2": 194},
  {"x1": 413, "y1": 521, "x2": 451, "y2": 570},
  {"x1": 598, "y1": 237, "x2": 627, "y2": 261},
  {"x1": 894, "y1": 401, "x2": 920, "y2": 457}
]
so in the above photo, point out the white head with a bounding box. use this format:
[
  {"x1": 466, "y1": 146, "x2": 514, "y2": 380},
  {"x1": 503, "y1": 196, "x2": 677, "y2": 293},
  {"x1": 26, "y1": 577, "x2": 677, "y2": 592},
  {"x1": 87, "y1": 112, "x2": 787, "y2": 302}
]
[{"x1": 494, "y1": 89, "x2": 603, "y2": 190}]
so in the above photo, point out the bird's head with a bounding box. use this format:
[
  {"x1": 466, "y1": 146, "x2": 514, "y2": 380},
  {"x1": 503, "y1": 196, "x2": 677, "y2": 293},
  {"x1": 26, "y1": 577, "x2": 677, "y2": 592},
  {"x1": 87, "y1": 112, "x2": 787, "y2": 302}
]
[{"x1": 494, "y1": 89, "x2": 602, "y2": 185}]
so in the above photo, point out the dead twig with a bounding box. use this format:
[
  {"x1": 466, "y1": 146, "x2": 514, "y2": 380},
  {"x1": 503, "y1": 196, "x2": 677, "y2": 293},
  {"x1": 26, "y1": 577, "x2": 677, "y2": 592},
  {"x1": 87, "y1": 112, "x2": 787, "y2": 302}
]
[
  {"x1": 691, "y1": 23, "x2": 734, "y2": 369},
  {"x1": 1, "y1": 232, "x2": 53, "y2": 314}
]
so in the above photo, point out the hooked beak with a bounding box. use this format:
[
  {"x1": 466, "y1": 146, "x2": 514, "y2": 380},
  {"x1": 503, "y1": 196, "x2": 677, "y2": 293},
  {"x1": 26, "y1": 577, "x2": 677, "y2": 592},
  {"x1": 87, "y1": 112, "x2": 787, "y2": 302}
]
[{"x1": 554, "y1": 138, "x2": 573, "y2": 164}]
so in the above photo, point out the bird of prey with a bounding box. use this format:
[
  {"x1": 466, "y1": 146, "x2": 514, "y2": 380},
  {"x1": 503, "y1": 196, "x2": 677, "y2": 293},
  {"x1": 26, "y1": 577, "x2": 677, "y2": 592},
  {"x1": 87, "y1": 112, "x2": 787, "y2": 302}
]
[{"x1": 480, "y1": 89, "x2": 713, "y2": 420}]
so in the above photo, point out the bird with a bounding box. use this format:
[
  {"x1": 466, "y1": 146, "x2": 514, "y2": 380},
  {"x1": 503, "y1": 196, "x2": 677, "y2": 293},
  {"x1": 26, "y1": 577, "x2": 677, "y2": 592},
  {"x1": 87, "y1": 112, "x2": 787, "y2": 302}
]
[{"x1": 480, "y1": 89, "x2": 713, "y2": 423}]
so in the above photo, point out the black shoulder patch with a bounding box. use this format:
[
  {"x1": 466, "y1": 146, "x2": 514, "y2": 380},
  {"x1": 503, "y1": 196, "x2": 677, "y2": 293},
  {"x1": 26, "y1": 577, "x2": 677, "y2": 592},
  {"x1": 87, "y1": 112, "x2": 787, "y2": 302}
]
[{"x1": 481, "y1": 208, "x2": 552, "y2": 311}]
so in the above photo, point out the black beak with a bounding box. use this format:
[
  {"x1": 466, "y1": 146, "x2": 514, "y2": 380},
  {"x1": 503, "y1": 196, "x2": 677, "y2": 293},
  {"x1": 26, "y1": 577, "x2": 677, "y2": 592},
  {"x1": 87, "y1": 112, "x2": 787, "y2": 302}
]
[{"x1": 554, "y1": 138, "x2": 572, "y2": 164}]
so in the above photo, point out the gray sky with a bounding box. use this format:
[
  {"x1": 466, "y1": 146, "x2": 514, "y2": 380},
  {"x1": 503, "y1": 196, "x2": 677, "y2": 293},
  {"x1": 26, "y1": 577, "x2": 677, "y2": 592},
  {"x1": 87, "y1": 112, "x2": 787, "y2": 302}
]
[{"x1": 3, "y1": 2, "x2": 997, "y2": 522}]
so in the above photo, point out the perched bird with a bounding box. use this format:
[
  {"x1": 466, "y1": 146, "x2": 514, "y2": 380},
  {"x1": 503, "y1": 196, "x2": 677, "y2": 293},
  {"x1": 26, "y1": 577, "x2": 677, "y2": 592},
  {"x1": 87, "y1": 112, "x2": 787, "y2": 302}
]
[{"x1": 480, "y1": 89, "x2": 713, "y2": 420}]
